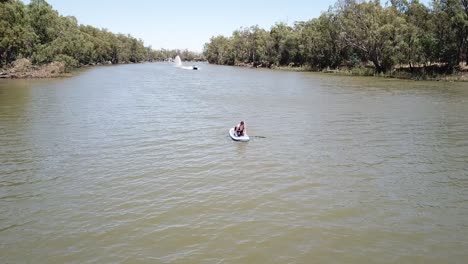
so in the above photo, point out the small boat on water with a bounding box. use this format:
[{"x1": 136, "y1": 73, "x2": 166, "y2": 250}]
[
  {"x1": 229, "y1": 128, "x2": 250, "y2": 142},
  {"x1": 192, "y1": 66, "x2": 198, "y2": 70}
]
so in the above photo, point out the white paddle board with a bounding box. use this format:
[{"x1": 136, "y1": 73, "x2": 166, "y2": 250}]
[{"x1": 229, "y1": 128, "x2": 250, "y2": 142}]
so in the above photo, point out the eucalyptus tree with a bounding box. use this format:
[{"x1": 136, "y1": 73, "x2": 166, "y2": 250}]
[
  {"x1": 338, "y1": 0, "x2": 408, "y2": 72},
  {"x1": 203, "y1": 35, "x2": 234, "y2": 65},
  {"x1": 430, "y1": 0, "x2": 467, "y2": 70},
  {"x1": 0, "y1": 0, "x2": 36, "y2": 66},
  {"x1": 270, "y1": 22, "x2": 300, "y2": 66},
  {"x1": 300, "y1": 12, "x2": 344, "y2": 69}
]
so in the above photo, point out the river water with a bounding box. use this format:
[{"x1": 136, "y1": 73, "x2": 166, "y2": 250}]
[{"x1": 1, "y1": 63, "x2": 467, "y2": 263}]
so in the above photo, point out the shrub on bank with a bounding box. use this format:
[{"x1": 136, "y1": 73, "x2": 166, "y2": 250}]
[
  {"x1": 11, "y1": 58, "x2": 32, "y2": 72},
  {"x1": 53, "y1": 55, "x2": 78, "y2": 72},
  {"x1": 0, "y1": 59, "x2": 66, "y2": 78}
]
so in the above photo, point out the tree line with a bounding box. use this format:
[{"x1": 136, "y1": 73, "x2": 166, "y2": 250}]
[
  {"x1": 0, "y1": 0, "x2": 200, "y2": 70},
  {"x1": 203, "y1": 0, "x2": 468, "y2": 74}
]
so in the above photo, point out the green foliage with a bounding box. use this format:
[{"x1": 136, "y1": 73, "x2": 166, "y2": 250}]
[
  {"x1": 204, "y1": 36, "x2": 235, "y2": 65},
  {"x1": 271, "y1": 23, "x2": 302, "y2": 66},
  {"x1": 53, "y1": 54, "x2": 78, "y2": 72},
  {"x1": 0, "y1": 0, "x2": 199, "y2": 69},
  {"x1": 0, "y1": 0, "x2": 36, "y2": 66},
  {"x1": 28, "y1": 0, "x2": 60, "y2": 44},
  {"x1": 204, "y1": 0, "x2": 468, "y2": 74},
  {"x1": 300, "y1": 14, "x2": 344, "y2": 69},
  {"x1": 339, "y1": 1, "x2": 407, "y2": 72}
]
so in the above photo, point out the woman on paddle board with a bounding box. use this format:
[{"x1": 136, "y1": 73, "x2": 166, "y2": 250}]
[{"x1": 234, "y1": 121, "x2": 246, "y2": 137}]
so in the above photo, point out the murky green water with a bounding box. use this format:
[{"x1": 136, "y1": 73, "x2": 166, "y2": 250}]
[{"x1": 1, "y1": 63, "x2": 467, "y2": 263}]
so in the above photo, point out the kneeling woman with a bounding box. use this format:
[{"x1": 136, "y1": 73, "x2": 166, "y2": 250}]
[{"x1": 234, "y1": 121, "x2": 246, "y2": 137}]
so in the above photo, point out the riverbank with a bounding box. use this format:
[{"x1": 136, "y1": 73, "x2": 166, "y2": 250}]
[
  {"x1": 0, "y1": 59, "x2": 71, "y2": 79},
  {"x1": 0, "y1": 58, "x2": 146, "y2": 79},
  {"x1": 268, "y1": 64, "x2": 468, "y2": 82}
]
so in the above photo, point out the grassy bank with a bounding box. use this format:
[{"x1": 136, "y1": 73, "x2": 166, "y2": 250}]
[
  {"x1": 332, "y1": 67, "x2": 468, "y2": 81},
  {"x1": 250, "y1": 64, "x2": 468, "y2": 82}
]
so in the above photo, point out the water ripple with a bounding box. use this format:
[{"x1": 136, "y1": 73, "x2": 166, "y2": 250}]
[{"x1": 1, "y1": 63, "x2": 468, "y2": 263}]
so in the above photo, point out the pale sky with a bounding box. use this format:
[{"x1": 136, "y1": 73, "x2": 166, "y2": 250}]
[{"x1": 23, "y1": 0, "x2": 431, "y2": 52}]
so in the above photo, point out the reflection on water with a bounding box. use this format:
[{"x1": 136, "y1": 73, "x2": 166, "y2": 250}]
[{"x1": 1, "y1": 63, "x2": 468, "y2": 263}]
